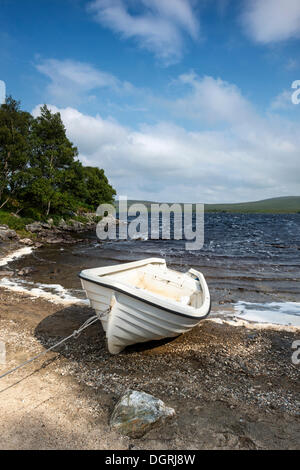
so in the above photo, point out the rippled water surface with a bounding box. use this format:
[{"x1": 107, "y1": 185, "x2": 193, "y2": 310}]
[{"x1": 3, "y1": 213, "x2": 299, "y2": 311}]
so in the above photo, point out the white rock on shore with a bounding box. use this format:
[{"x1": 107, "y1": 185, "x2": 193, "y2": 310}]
[
  {"x1": 19, "y1": 238, "x2": 34, "y2": 246},
  {"x1": 110, "y1": 390, "x2": 175, "y2": 438},
  {"x1": 0, "y1": 225, "x2": 18, "y2": 241}
]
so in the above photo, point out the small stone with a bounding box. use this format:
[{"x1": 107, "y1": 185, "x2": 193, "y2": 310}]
[
  {"x1": 0, "y1": 270, "x2": 14, "y2": 277},
  {"x1": 18, "y1": 267, "x2": 37, "y2": 276},
  {"x1": 68, "y1": 220, "x2": 85, "y2": 232},
  {"x1": 25, "y1": 222, "x2": 42, "y2": 233},
  {"x1": 19, "y1": 238, "x2": 34, "y2": 246},
  {"x1": 34, "y1": 242, "x2": 43, "y2": 248},
  {"x1": 247, "y1": 334, "x2": 257, "y2": 340},
  {"x1": 0, "y1": 228, "x2": 18, "y2": 241},
  {"x1": 58, "y1": 219, "x2": 68, "y2": 230},
  {"x1": 110, "y1": 390, "x2": 175, "y2": 438}
]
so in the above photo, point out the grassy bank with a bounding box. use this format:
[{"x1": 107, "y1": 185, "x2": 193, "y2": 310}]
[{"x1": 0, "y1": 210, "x2": 36, "y2": 238}]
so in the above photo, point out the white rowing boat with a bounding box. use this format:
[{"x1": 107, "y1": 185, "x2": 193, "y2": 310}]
[{"x1": 79, "y1": 258, "x2": 211, "y2": 354}]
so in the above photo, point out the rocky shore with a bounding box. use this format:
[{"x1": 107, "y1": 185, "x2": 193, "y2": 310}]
[
  {"x1": 0, "y1": 213, "x2": 98, "y2": 247},
  {"x1": 0, "y1": 288, "x2": 299, "y2": 450}
]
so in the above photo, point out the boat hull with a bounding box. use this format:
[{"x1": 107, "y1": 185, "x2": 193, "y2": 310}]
[
  {"x1": 79, "y1": 258, "x2": 211, "y2": 354},
  {"x1": 80, "y1": 285, "x2": 210, "y2": 355}
]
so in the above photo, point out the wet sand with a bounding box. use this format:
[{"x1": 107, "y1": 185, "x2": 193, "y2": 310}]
[{"x1": 0, "y1": 288, "x2": 299, "y2": 450}]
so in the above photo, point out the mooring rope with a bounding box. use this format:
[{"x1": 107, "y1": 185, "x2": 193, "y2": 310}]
[{"x1": 0, "y1": 309, "x2": 109, "y2": 381}]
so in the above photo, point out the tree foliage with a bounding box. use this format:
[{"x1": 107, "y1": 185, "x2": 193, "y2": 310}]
[
  {"x1": 0, "y1": 98, "x2": 116, "y2": 218},
  {"x1": 0, "y1": 97, "x2": 33, "y2": 209}
]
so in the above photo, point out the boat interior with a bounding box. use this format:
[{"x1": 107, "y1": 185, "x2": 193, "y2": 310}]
[{"x1": 101, "y1": 263, "x2": 203, "y2": 308}]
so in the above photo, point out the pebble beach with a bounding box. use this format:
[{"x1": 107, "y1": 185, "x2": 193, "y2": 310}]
[{"x1": 0, "y1": 242, "x2": 299, "y2": 449}]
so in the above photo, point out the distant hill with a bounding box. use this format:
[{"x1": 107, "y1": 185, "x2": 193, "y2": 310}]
[
  {"x1": 205, "y1": 196, "x2": 300, "y2": 213},
  {"x1": 118, "y1": 196, "x2": 300, "y2": 214}
]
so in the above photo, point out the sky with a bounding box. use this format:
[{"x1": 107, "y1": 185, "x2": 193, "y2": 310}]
[{"x1": 1, "y1": 0, "x2": 300, "y2": 203}]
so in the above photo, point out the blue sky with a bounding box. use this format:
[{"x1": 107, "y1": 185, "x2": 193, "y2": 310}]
[{"x1": 1, "y1": 0, "x2": 300, "y2": 202}]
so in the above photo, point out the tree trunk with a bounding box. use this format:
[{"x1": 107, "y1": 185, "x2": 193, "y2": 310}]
[
  {"x1": 46, "y1": 200, "x2": 51, "y2": 217},
  {"x1": 0, "y1": 198, "x2": 9, "y2": 210},
  {"x1": 14, "y1": 207, "x2": 23, "y2": 215}
]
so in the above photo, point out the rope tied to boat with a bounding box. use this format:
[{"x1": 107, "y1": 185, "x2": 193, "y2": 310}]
[{"x1": 0, "y1": 308, "x2": 110, "y2": 382}]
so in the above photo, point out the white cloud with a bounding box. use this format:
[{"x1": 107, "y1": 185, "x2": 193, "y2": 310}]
[
  {"x1": 241, "y1": 0, "x2": 300, "y2": 43},
  {"x1": 32, "y1": 92, "x2": 300, "y2": 203},
  {"x1": 285, "y1": 58, "x2": 299, "y2": 70},
  {"x1": 87, "y1": 0, "x2": 199, "y2": 64},
  {"x1": 270, "y1": 89, "x2": 294, "y2": 110},
  {"x1": 169, "y1": 73, "x2": 256, "y2": 125},
  {"x1": 36, "y1": 58, "x2": 133, "y2": 104}
]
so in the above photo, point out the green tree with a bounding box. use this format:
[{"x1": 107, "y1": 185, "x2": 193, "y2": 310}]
[
  {"x1": 0, "y1": 97, "x2": 32, "y2": 209},
  {"x1": 26, "y1": 105, "x2": 79, "y2": 216},
  {"x1": 0, "y1": 100, "x2": 116, "y2": 219},
  {"x1": 59, "y1": 163, "x2": 116, "y2": 210},
  {"x1": 60, "y1": 160, "x2": 89, "y2": 206},
  {"x1": 81, "y1": 166, "x2": 116, "y2": 208}
]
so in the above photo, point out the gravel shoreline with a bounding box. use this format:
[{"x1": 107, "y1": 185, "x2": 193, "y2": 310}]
[{"x1": 0, "y1": 288, "x2": 299, "y2": 450}]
